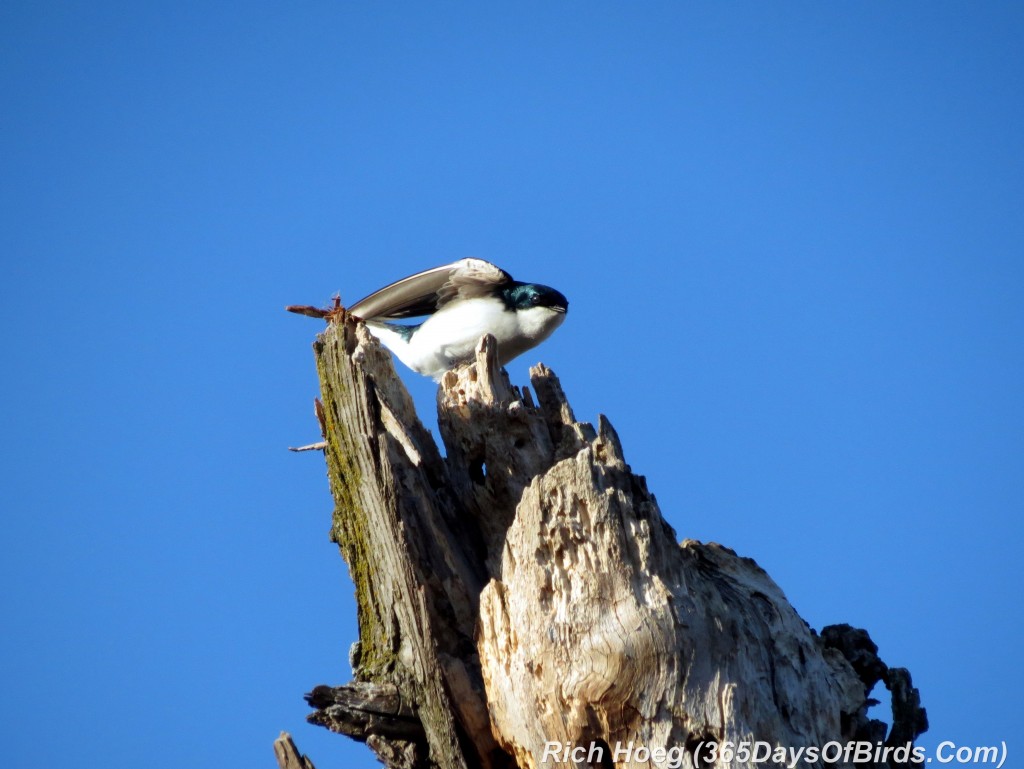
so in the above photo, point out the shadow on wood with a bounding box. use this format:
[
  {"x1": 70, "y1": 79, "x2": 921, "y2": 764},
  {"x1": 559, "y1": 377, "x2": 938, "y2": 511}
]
[{"x1": 285, "y1": 316, "x2": 927, "y2": 769}]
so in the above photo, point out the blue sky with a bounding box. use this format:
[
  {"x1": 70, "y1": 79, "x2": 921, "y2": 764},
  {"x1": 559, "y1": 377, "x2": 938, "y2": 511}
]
[{"x1": 2, "y1": 2, "x2": 1021, "y2": 767}]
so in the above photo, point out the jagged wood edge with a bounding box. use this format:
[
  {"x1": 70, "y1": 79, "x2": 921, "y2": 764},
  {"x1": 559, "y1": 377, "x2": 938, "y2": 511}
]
[{"x1": 298, "y1": 318, "x2": 927, "y2": 769}]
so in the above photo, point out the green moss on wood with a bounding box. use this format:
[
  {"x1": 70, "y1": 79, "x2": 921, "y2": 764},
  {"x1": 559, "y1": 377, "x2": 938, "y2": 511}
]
[{"x1": 314, "y1": 324, "x2": 398, "y2": 680}]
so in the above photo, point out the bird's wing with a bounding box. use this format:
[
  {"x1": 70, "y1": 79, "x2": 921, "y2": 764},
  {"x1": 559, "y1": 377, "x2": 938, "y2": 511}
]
[{"x1": 348, "y1": 258, "x2": 513, "y2": 320}]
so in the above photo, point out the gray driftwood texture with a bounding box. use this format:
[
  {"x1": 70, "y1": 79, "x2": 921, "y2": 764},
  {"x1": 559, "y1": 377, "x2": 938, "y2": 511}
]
[{"x1": 285, "y1": 316, "x2": 926, "y2": 769}]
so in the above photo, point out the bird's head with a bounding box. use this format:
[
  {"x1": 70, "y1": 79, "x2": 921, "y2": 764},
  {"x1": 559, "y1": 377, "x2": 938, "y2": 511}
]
[
  {"x1": 505, "y1": 282, "x2": 569, "y2": 341},
  {"x1": 507, "y1": 283, "x2": 569, "y2": 314}
]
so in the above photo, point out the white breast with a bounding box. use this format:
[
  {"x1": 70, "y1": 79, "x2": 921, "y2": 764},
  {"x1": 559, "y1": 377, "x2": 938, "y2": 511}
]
[{"x1": 367, "y1": 298, "x2": 566, "y2": 380}]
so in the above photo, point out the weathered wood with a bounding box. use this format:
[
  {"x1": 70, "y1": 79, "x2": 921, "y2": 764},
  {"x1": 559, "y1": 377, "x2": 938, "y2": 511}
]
[
  {"x1": 274, "y1": 732, "x2": 317, "y2": 769},
  {"x1": 305, "y1": 682, "x2": 426, "y2": 742},
  {"x1": 310, "y1": 316, "x2": 499, "y2": 769},
  {"x1": 295, "y1": 317, "x2": 926, "y2": 769}
]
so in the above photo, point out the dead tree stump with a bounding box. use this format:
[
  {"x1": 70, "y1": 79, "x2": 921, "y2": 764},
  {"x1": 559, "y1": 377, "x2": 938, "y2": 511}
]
[{"x1": 291, "y1": 316, "x2": 926, "y2": 769}]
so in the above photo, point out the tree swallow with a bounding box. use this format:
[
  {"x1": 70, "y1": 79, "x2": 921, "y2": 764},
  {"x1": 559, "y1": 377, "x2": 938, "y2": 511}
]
[{"x1": 348, "y1": 258, "x2": 569, "y2": 380}]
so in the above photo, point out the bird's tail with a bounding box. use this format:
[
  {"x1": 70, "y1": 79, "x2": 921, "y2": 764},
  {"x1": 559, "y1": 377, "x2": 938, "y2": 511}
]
[{"x1": 363, "y1": 321, "x2": 424, "y2": 372}]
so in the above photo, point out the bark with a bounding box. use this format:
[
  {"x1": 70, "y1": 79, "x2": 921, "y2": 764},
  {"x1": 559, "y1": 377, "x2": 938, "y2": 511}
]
[{"x1": 288, "y1": 316, "x2": 926, "y2": 769}]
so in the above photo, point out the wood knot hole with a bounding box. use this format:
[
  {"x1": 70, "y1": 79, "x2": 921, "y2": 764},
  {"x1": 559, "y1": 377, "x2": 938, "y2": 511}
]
[{"x1": 469, "y1": 457, "x2": 487, "y2": 485}]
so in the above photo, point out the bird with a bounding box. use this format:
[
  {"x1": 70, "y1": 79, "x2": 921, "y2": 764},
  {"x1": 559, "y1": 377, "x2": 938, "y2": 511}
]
[{"x1": 346, "y1": 258, "x2": 568, "y2": 380}]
